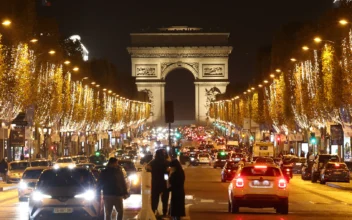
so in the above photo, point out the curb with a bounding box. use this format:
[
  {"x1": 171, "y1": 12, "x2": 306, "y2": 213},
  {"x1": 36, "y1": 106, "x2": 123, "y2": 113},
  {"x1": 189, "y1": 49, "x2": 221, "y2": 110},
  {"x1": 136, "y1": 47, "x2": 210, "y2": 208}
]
[
  {"x1": 0, "y1": 185, "x2": 17, "y2": 192},
  {"x1": 326, "y1": 182, "x2": 352, "y2": 191}
]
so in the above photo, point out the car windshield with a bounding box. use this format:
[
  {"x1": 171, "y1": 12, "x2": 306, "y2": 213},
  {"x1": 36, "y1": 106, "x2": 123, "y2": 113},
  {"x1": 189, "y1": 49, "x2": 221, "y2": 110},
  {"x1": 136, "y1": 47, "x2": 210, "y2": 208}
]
[
  {"x1": 199, "y1": 154, "x2": 208, "y2": 157},
  {"x1": 326, "y1": 163, "x2": 347, "y2": 169},
  {"x1": 319, "y1": 155, "x2": 339, "y2": 163},
  {"x1": 57, "y1": 158, "x2": 73, "y2": 163},
  {"x1": 10, "y1": 162, "x2": 29, "y2": 170},
  {"x1": 22, "y1": 169, "x2": 44, "y2": 179},
  {"x1": 37, "y1": 168, "x2": 95, "y2": 188},
  {"x1": 89, "y1": 155, "x2": 106, "y2": 164},
  {"x1": 217, "y1": 153, "x2": 229, "y2": 159},
  {"x1": 117, "y1": 150, "x2": 124, "y2": 155},
  {"x1": 225, "y1": 163, "x2": 239, "y2": 169},
  {"x1": 241, "y1": 166, "x2": 281, "y2": 176},
  {"x1": 31, "y1": 161, "x2": 49, "y2": 167},
  {"x1": 118, "y1": 161, "x2": 136, "y2": 171}
]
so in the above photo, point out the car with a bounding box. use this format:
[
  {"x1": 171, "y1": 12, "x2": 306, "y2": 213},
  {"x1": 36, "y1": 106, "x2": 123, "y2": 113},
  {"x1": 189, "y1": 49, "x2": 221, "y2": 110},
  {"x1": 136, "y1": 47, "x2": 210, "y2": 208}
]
[
  {"x1": 118, "y1": 160, "x2": 141, "y2": 194},
  {"x1": 28, "y1": 167, "x2": 104, "y2": 220},
  {"x1": 301, "y1": 159, "x2": 315, "y2": 180},
  {"x1": 140, "y1": 153, "x2": 153, "y2": 165},
  {"x1": 71, "y1": 155, "x2": 88, "y2": 164},
  {"x1": 255, "y1": 157, "x2": 275, "y2": 165},
  {"x1": 88, "y1": 154, "x2": 107, "y2": 165},
  {"x1": 197, "y1": 153, "x2": 211, "y2": 165},
  {"x1": 228, "y1": 164, "x2": 289, "y2": 214},
  {"x1": 221, "y1": 162, "x2": 240, "y2": 182},
  {"x1": 213, "y1": 152, "x2": 230, "y2": 169},
  {"x1": 18, "y1": 167, "x2": 47, "y2": 201},
  {"x1": 311, "y1": 154, "x2": 340, "y2": 183},
  {"x1": 7, "y1": 161, "x2": 30, "y2": 183},
  {"x1": 319, "y1": 162, "x2": 350, "y2": 184},
  {"x1": 188, "y1": 152, "x2": 199, "y2": 166},
  {"x1": 291, "y1": 157, "x2": 306, "y2": 174},
  {"x1": 30, "y1": 159, "x2": 52, "y2": 167},
  {"x1": 231, "y1": 153, "x2": 244, "y2": 163},
  {"x1": 54, "y1": 157, "x2": 76, "y2": 169},
  {"x1": 76, "y1": 163, "x2": 95, "y2": 169}
]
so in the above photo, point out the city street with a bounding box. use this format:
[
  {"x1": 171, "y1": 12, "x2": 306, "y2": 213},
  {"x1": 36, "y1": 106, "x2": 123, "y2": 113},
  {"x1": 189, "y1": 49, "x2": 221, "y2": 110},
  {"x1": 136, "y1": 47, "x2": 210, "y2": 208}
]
[{"x1": 1, "y1": 165, "x2": 352, "y2": 220}]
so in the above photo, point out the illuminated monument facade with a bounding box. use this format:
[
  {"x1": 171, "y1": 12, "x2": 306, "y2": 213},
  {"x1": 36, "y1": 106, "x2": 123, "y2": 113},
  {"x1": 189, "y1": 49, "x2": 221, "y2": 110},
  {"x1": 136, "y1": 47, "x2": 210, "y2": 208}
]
[{"x1": 128, "y1": 26, "x2": 232, "y2": 125}]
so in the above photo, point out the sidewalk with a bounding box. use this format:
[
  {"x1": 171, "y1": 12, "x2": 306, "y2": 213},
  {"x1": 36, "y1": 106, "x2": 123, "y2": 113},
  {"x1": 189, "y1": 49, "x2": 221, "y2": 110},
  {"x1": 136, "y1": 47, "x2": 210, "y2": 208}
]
[
  {"x1": 326, "y1": 181, "x2": 352, "y2": 191},
  {"x1": 0, "y1": 182, "x2": 17, "y2": 192}
]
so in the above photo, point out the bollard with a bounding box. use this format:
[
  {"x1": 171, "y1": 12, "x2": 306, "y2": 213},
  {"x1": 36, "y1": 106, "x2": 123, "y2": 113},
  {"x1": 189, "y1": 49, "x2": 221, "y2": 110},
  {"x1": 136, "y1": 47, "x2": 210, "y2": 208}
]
[{"x1": 137, "y1": 168, "x2": 156, "y2": 220}]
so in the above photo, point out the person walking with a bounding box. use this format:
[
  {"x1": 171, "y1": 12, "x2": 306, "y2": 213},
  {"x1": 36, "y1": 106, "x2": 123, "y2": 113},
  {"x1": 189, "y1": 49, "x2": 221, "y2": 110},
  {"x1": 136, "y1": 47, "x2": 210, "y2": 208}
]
[
  {"x1": 98, "y1": 157, "x2": 129, "y2": 220},
  {"x1": 146, "y1": 149, "x2": 170, "y2": 217},
  {"x1": 0, "y1": 159, "x2": 8, "y2": 182},
  {"x1": 168, "y1": 159, "x2": 186, "y2": 220}
]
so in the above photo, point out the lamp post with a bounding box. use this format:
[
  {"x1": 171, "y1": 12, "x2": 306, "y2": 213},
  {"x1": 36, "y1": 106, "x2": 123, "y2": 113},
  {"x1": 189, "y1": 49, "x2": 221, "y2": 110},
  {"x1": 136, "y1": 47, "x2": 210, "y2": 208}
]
[{"x1": 43, "y1": 127, "x2": 51, "y2": 159}]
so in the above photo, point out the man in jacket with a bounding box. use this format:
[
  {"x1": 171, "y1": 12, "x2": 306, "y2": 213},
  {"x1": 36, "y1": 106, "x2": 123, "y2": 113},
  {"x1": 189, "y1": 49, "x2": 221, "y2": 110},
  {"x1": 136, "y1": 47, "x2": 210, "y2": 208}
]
[
  {"x1": 0, "y1": 159, "x2": 8, "y2": 182},
  {"x1": 98, "y1": 157, "x2": 129, "y2": 220}
]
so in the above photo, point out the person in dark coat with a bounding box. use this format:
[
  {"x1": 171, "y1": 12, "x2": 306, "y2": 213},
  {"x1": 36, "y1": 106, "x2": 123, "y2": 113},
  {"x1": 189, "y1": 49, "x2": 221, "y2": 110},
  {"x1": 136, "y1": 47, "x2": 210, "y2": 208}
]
[
  {"x1": 168, "y1": 159, "x2": 185, "y2": 220},
  {"x1": 98, "y1": 157, "x2": 129, "y2": 220},
  {"x1": 146, "y1": 149, "x2": 170, "y2": 216},
  {"x1": 0, "y1": 159, "x2": 8, "y2": 182},
  {"x1": 20, "y1": 154, "x2": 24, "y2": 160}
]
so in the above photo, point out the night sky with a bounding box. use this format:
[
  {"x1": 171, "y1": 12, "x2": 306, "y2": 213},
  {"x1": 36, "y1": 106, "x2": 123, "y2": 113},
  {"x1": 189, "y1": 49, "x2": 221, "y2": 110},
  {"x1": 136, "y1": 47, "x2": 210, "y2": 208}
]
[{"x1": 42, "y1": 0, "x2": 334, "y2": 120}]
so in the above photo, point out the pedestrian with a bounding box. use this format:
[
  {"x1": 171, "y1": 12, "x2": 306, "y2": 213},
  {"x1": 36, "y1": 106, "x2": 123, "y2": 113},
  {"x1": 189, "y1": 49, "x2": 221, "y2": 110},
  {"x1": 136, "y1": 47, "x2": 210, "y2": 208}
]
[
  {"x1": 0, "y1": 158, "x2": 8, "y2": 182},
  {"x1": 146, "y1": 149, "x2": 170, "y2": 217},
  {"x1": 20, "y1": 154, "x2": 24, "y2": 160},
  {"x1": 168, "y1": 159, "x2": 186, "y2": 220},
  {"x1": 36, "y1": 153, "x2": 41, "y2": 159},
  {"x1": 98, "y1": 157, "x2": 129, "y2": 220}
]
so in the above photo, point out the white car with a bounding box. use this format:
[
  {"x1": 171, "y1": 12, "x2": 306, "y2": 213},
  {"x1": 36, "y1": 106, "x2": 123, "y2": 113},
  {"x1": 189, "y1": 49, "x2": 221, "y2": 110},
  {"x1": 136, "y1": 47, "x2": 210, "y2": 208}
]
[
  {"x1": 54, "y1": 157, "x2": 76, "y2": 169},
  {"x1": 228, "y1": 164, "x2": 289, "y2": 214},
  {"x1": 197, "y1": 153, "x2": 211, "y2": 165}
]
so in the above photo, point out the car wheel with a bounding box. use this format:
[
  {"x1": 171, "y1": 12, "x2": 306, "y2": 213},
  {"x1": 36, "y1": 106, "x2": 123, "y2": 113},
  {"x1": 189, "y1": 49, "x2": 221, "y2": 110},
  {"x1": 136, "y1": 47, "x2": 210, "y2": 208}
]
[
  {"x1": 280, "y1": 198, "x2": 289, "y2": 214},
  {"x1": 230, "y1": 198, "x2": 239, "y2": 213}
]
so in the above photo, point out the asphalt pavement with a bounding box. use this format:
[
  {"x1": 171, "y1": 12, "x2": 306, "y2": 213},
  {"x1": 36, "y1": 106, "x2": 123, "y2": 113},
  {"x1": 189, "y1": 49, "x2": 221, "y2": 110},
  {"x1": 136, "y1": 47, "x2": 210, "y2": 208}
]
[{"x1": 1, "y1": 166, "x2": 352, "y2": 219}]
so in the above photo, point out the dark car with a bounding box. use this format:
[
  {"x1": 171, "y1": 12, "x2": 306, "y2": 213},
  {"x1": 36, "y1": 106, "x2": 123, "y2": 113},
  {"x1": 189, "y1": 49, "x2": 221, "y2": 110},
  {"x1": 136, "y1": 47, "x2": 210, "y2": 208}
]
[
  {"x1": 311, "y1": 154, "x2": 340, "y2": 182},
  {"x1": 72, "y1": 155, "x2": 88, "y2": 164},
  {"x1": 213, "y1": 152, "x2": 230, "y2": 169},
  {"x1": 319, "y1": 162, "x2": 350, "y2": 184},
  {"x1": 301, "y1": 159, "x2": 315, "y2": 180},
  {"x1": 88, "y1": 154, "x2": 107, "y2": 165},
  {"x1": 231, "y1": 153, "x2": 244, "y2": 163},
  {"x1": 118, "y1": 160, "x2": 141, "y2": 194},
  {"x1": 140, "y1": 153, "x2": 153, "y2": 165},
  {"x1": 28, "y1": 167, "x2": 103, "y2": 220},
  {"x1": 221, "y1": 162, "x2": 240, "y2": 182}
]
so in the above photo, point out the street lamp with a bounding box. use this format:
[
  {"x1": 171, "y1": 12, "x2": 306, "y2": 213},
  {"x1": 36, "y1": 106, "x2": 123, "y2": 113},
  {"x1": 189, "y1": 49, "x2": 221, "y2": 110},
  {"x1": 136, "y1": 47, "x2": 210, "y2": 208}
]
[
  {"x1": 73, "y1": 67, "x2": 79, "y2": 72},
  {"x1": 258, "y1": 84, "x2": 263, "y2": 88},
  {"x1": 82, "y1": 77, "x2": 88, "y2": 80},
  {"x1": 1, "y1": 19, "x2": 11, "y2": 27},
  {"x1": 302, "y1": 46, "x2": 309, "y2": 51},
  {"x1": 96, "y1": 84, "x2": 100, "y2": 88},
  {"x1": 290, "y1": 58, "x2": 297, "y2": 62},
  {"x1": 64, "y1": 60, "x2": 71, "y2": 65},
  {"x1": 30, "y1": 38, "x2": 38, "y2": 43},
  {"x1": 270, "y1": 74, "x2": 275, "y2": 78},
  {"x1": 339, "y1": 19, "x2": 349, "y2": 26},
  {"x1": 91, "y1": 82, "x2": 96, "y2": 85},
  {"x1": 48, "y1": 50, "x2": 56, "y2": 55},
  {"x1": 263, "y1": 80, "x2": 269, "y2": 84},
  {"x1": 313, "y1": 37, "x2": 334, "y2": 44}
]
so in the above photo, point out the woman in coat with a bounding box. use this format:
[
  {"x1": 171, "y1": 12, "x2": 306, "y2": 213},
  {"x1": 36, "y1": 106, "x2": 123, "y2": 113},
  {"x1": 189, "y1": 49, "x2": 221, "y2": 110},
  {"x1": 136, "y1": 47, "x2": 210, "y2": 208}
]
[{"x1": 168, "y1": 159, "x2": 186, "y2": 220}]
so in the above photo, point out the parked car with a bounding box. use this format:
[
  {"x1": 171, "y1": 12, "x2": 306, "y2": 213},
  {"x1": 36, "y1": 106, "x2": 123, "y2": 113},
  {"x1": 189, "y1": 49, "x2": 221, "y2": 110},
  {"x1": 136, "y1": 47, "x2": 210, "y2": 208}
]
[
  {"x1": 311, "y1": 154, "x2": 340, "y2": 183},
  {"x1": 301, "y1": 159, "x2": 315, "y2": 180},
  {"x1": 319, "y1": 162, "x2": 350, "y2": 184}
]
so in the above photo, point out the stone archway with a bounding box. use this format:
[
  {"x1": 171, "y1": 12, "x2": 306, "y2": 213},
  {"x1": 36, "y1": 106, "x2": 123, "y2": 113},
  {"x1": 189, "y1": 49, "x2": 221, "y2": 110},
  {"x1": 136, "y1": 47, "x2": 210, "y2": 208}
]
[{"x1": 127, "y1": 26, "x2": 232, "y2": 125}]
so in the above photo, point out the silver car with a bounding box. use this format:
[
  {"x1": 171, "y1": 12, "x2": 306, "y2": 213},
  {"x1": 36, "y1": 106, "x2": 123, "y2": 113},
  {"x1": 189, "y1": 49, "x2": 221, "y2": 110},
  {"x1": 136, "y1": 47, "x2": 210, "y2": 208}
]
[
  {"x1": 18, "y1": 167, "x2": 47, "y2": 201},
  {"x1": 28, "y1": 167, "x2": 103, "y2": 220}
]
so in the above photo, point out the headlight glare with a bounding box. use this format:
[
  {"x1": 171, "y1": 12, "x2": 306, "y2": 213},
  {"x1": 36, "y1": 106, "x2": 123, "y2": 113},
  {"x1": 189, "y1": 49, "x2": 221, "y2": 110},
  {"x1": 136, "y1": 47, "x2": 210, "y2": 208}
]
[
  {"x1": 74, "y1": 190, "x2": 96, "y2": 201},
  {"x1": 19, "y1": 181, "x2": 27, "y2": 189},
  {"x1": 32, "y1": 191, "x2": 52, "y2": 201}
]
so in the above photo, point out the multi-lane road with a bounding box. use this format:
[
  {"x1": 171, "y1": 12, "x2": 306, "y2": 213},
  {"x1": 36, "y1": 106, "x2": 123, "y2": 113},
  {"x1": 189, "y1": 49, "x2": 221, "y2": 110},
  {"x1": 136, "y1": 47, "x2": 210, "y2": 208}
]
[{"x1": 1, "y1": 165, "x2": 352, "y2": 220}]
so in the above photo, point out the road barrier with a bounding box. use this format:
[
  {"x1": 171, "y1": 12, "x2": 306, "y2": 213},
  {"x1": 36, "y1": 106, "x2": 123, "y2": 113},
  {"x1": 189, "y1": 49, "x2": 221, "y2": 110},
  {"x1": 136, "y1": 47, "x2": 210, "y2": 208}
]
[{"x1": 137, "y1": 168, "x2": 156, "y2": 220}]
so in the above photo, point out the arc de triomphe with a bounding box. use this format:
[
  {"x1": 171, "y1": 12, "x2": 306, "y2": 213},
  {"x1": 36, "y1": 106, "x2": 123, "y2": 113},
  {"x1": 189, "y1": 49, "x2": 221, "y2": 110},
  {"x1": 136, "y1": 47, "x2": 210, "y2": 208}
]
[{"x1": 127, "y1": 26, "x2": 232, "y2": 125}]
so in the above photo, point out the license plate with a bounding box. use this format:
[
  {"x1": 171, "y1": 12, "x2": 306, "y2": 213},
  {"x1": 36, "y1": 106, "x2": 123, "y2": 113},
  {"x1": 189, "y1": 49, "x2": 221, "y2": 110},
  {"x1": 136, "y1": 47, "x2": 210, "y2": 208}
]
[
  {"x1": 295, "y1": 163, "x2": 302, "y2": 166},
  {"x1": 334, "y1": 172, "x2": 341, "y2": 174},
  {"x1": 53, "y1": 208, "x2": 73, "y2": 214}
]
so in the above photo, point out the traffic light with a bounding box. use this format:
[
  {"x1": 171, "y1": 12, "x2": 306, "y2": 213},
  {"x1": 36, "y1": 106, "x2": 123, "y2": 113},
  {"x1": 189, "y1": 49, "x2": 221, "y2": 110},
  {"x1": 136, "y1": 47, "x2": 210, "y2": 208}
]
[
  {"x1": 175, "y1": 132, "x2": 181, "y2": 139},
  {"x1": 220, "y1": 151, "x2": 225, "y2": 156},
  {"x1": 249, "y1": 136, "x2": 254, "y2": 141},
  {"x1": 50, "y1": 146, "x2": 54, "y2": 150},
  {"x1": 95, "y1": 151, "x2": 100, "y2": 156},
  {"x1": 310, "y1": 133, "x2": 316, "y2": 145}
]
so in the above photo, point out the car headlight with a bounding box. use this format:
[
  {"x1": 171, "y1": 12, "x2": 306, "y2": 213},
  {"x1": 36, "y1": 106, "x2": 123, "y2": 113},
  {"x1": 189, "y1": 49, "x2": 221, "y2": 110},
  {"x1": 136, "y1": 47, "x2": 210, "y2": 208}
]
[
  {"x1": 140, "y1": 153, "x2": 145, "y2": 158},
  {"x1": 103, "y1": 162, "x2": 108, "y2": 166},
  {"x1": 32, "y1": 191, "x2": 52, "y2": 201},
  {"x1": 53, "y1": 164, "x2": 60, "y2": 169},
  {"x1": 74, "y1": 189, "x2": 96, "y2": 201},
  {"x1": 68, "y1": 163, "x2": 76, "y2": 169},
  {"x1": 19, "y1": 181, "x2": 28, "y2": 189},
  {"x1": 190, "y1": 157, "x2": 194, "y2": 161},
  {"x1": 128, "y1": 174, "x2": 139, "y2": 185}
]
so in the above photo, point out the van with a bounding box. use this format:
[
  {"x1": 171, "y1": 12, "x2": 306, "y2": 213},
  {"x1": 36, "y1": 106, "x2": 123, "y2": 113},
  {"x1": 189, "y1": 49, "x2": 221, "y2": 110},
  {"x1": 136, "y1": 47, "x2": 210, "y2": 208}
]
[{"x1": 252, "y1": 142, "x2": 274, "y2": 160}]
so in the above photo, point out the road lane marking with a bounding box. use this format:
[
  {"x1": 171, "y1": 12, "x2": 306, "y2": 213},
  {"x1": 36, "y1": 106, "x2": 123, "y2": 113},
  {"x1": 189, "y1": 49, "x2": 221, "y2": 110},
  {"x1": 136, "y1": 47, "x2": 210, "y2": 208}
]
[{"x1": 200, "y1": 199, "x2": 214, "y2": 203}]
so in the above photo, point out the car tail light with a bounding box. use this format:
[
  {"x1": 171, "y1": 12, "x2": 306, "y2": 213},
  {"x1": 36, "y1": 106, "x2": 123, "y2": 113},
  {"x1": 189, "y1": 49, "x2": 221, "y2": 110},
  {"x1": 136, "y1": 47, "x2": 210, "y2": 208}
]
[
  {"x1": 236, "y1": 178, "x2": 244, "y2": 188},
  {"x1": 278, "y1": 179, "x2": 286, "y2": 189},
  {"x1": 228, "y1": 169, "x2": 231, "y2": 172},
  {"x1": 335, "y1": 163, "x2": 340, "y2": 167}
]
